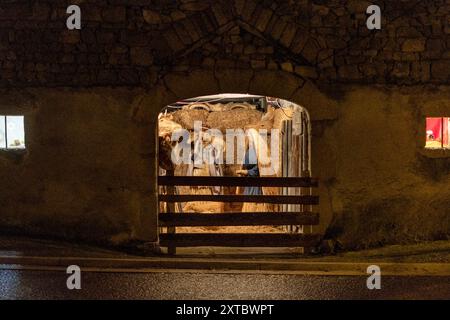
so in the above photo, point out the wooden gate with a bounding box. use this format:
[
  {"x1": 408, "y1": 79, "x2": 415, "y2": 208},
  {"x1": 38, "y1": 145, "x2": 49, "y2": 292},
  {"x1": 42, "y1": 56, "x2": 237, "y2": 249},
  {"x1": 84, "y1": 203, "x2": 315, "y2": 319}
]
[{"x1": 158, "y1": 176, "x2": 320, "y2": 254}]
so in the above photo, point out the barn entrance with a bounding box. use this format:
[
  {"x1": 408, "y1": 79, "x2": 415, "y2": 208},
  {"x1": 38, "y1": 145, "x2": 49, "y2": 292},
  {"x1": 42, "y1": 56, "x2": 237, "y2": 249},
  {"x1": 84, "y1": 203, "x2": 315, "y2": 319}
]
[{"x1": 157, "y1": 94, "x2": 320, "y2": 255}]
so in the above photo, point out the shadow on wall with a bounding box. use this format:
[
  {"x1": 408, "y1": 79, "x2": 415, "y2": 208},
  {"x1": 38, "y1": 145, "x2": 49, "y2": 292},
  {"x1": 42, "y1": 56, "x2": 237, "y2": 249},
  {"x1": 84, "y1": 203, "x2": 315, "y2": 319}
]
[
  {"x1": 326, "y1": 195, "x2": 450, "y2": 250},
  {"x1": 416, "y1": 155, "x2": 450, "y2": 182}
]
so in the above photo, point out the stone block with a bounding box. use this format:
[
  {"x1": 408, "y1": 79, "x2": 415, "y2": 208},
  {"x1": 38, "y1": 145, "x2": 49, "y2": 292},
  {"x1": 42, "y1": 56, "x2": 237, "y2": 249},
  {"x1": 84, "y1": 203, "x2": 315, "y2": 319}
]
[
  {"x1": 130, "y1": 47, "x2": 153, "y2": 66},
  {"x1": 60, "y1": 30, "x2": 80, "y2": 44},
  {"x1": 143, "y1": 10, "x2": 162, "y2": 24},
  {"x1": 431, "y1": 60, "x2": 450, "y2": 80},
  {"x1": 338, "y1": 65, "x2": 361, "y2": 80},
  {"x1": 102, "y1": 7, "x2": 127, "y2": 23},
  {"x1": 391, "y1": 62, "x2": 411, "y2": 78},
  {"x1": 280, "y1": 23, "x2": 297, "y2": 48},
  {"x1": 280, "y1": 62, "x2": 294, "y2": 73},
  {"x1": 402, "y1": 38, "x2": 426, "y2": 52},
  {"x1": 294, "y1": 65, "x2": 319, "y2": 79},
  {"x1": 255, "y1": 8, "x2": 273, "y2": 32}
]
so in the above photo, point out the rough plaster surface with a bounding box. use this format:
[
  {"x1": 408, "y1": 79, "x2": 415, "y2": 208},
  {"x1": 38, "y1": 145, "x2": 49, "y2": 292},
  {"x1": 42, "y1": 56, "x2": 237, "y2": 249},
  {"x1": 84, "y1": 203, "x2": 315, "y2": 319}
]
[
  {"x1": 0, "y1": 0, "x2": 449, "y2": 249},
  {"x1": 318, "y1": 87, "x2": 450, "y2": 248},
  {"x1": 0, "y1": 88, "x2": 158, "y2": 245},
  {"x1": 1, "y1": 79, "x2": 449, "y2": 249}
]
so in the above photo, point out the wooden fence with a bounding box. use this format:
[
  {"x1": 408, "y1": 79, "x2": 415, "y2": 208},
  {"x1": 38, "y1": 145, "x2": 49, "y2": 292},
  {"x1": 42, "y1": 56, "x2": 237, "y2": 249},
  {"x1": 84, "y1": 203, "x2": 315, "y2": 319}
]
[{"x1": 158, "y1": 176, "x2": 320, "y2": 253}]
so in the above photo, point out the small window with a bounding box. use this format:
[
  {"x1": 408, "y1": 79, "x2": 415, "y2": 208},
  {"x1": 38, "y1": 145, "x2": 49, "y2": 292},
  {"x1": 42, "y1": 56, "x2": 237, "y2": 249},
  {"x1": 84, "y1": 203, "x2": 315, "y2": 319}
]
[
  {"x1": 0, "y1": 116, "x2": 26, "y2": 150},
  {"x1": 426, "y1": 117, "x2": 449, "y2": 149}
]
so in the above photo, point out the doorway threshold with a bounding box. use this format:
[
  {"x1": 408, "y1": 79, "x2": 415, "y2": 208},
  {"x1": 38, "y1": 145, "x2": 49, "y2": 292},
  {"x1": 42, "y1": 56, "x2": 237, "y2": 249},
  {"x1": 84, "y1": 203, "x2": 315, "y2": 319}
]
[{"x1": 160, "y1": 246, "x2": 306, "y2": 259}]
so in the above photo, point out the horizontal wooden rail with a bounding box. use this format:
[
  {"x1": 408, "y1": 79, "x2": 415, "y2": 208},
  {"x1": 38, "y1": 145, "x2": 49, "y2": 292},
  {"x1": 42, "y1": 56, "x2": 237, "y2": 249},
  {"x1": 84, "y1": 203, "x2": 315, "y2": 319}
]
[
  {"x1": 159, "y1": 233, "x2": 321, "y2": 247},
  {"x1": 159, "y1": 194, "x2": 319, "y2": 204},
  {"x1": 159, "y1": 212, "x2": 319, "y2": 227},
  {"x1": 158, "y1": 176, "x2": 318, "y2": 187}
]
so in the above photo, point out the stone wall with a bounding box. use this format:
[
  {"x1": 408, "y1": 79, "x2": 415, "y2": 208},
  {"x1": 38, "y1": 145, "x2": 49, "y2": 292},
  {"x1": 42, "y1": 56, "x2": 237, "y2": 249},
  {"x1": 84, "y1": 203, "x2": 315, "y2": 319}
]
[
  {"x1": 0, "y1": 88, "x2": 158, "y2": 245},
  {"x1": 0, "y1": 0, "x2": 449, "y2": 249},
  {"x1": 1, "y1": 0, "x2": 449, "y2": 87}
]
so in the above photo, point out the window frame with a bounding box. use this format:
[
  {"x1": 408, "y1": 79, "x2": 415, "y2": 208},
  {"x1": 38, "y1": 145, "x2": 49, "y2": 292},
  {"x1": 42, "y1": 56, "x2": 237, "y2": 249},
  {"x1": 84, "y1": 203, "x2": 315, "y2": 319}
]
[
  {"x1": 0, "y1": 115, "x2": 5, "y2": 149},
  {"x1": 0, "y1": 115, "x2": 26, "y2": 151},
  {"x1": 420, "y1": 116, "x2": 450, "y2": 159},
  {"x1": 425, "y1": 116, "x2": 449, "y2": 150}
]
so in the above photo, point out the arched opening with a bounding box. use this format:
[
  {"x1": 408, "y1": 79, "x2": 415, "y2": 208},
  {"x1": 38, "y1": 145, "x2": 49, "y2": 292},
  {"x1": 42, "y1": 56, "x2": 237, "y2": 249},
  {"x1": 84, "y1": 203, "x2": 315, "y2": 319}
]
[{"x1": 157, "y1": 93, "x2": 319, "y2": 255}]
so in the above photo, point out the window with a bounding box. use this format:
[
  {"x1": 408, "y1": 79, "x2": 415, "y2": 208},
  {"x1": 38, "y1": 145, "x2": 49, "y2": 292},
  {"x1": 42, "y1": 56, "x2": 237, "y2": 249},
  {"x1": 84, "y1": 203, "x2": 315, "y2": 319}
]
[
  {"x1": 0, "y1": 116, "x2": 26, "y2": 150},
  {"x1": 426, "y1": 117, "x2": 449, "y2": 149}
]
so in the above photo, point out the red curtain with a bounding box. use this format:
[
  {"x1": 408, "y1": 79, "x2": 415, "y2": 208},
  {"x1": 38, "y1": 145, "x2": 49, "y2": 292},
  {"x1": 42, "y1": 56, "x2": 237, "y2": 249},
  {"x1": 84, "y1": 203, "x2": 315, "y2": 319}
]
[{"x1": 426, "y1": 118, "x2": 442, "y2": 140}]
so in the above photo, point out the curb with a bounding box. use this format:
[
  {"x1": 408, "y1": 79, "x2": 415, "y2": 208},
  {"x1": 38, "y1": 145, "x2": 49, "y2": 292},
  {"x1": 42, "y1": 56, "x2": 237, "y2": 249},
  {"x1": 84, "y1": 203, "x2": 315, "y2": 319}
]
[{"x1": 0, "y1": 255, "x2": 449, "y2": 276}]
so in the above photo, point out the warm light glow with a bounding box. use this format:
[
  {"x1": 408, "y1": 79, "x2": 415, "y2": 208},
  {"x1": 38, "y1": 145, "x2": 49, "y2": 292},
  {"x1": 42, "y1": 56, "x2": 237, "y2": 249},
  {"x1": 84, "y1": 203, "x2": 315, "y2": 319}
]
[
  {"x1": 0, "y1": 116, "x2": 26, "y2": 149},
  {"x1": 425, "y1": 117, "x2": 449, "y2": 149}
]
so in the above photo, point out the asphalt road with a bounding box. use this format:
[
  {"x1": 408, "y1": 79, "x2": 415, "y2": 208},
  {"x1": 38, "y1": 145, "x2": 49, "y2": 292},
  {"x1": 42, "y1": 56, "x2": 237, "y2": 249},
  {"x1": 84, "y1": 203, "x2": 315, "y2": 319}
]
[{"x1": 0, "y1": 269, "x2": 448, "y2": 300}]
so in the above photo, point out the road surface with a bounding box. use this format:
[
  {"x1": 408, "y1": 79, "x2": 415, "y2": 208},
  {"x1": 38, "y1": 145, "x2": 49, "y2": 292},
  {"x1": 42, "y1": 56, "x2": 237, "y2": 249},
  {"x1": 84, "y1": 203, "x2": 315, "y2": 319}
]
[{"x1": 0, "y1": 269, "x2": 448, "y2": 299}]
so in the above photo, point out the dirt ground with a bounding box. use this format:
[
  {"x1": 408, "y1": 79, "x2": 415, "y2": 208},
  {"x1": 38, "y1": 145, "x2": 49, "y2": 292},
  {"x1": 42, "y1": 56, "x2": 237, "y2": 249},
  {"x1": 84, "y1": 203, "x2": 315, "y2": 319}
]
[
  {"x1": 426, "y1": 140, "x2": 449, "y2": 148},
  {"x1": 174, "y1": 226, "x2": 282, "y2": 233},
  {"x1": 0, "y1": 236, "x2": 449, "y2": 263}
]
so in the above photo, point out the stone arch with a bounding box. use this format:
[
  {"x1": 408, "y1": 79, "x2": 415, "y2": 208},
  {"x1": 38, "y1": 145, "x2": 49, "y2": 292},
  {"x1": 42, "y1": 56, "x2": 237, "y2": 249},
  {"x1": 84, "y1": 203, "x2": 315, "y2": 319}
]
[
  {"x1": 156, "y1": 1, "x2": 325, "y2": 68},
  {"x1": 135, "y1": 68, "x2": 338, "y2": 124},
  {"x1": 134, "y1": 67, "x2": 338, "y2": 243}
]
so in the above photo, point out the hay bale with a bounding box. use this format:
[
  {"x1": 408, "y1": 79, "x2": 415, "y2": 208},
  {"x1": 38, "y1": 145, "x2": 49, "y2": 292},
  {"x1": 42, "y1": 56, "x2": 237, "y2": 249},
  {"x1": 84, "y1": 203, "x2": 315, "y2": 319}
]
[
  {"x1": 172, "y1": 109, "x2": 209, "y2": 130},
  {"x1": 183, "y1": 200, "x2": 224, "y2": 213},
  {"x1": 182, "y1": 103, "x2": 211, "y2": 111},
  {"x1": 206, "y1": 109, "x2": 263, "y2": 131},
  {"x1": 241, "y1": 203, "x2": 267, "y2": 212},
  {"x1": 222, "y1": 102, "x2": 256, "y2": 111},
  {"x1": 158, "y1": 116, "x2": 182, "y2": 137},
  {"x1": 184, "y1": 102, "x2": 256, "y2": 112},
  {"x1": 208, "y1": 103, "x2": 226, "y2": 112},
  {"x1": 183, "y1": 183, "x2": 224, "y2": 213}
]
